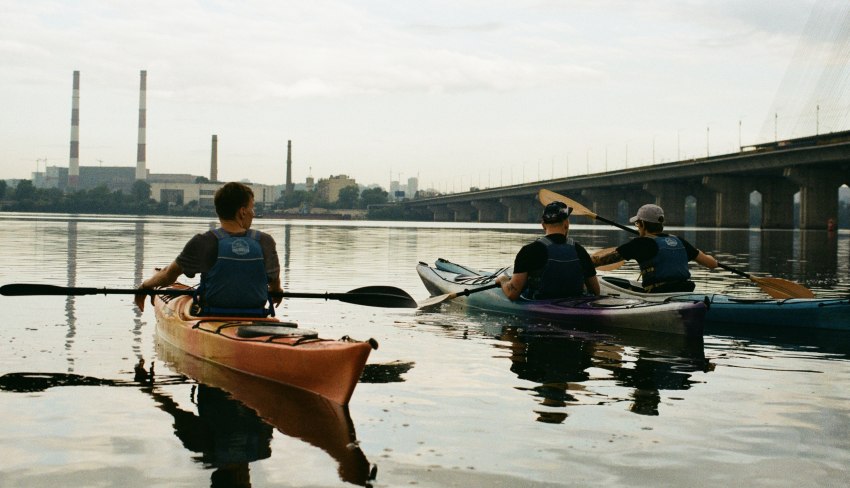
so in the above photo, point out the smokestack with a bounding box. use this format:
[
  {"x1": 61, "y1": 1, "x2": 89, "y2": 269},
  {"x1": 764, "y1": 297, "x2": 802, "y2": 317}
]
[
  {"x1": 285, "y1": 140, "x2": 293, "y2": 196},
  {"x1": 135, "y1": 70, "x2": 147, "y2": 180},
  {"x1": 210, "y1": 135, "x2": 218, "y2": 182},
  {"x1": 68, "y1": 71, "x2": 80, "y2": 189}
]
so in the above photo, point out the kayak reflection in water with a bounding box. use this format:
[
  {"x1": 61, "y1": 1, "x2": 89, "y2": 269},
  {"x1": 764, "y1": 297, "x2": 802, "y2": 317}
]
[{"x1": 142, "y1": 349, "x2": 378, "y2": 487}]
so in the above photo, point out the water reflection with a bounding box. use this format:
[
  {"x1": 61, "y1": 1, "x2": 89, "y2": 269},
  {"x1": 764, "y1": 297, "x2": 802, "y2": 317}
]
[
  {"x1": 495, "y1": 323, "x2": 709, "y2": 421},
  {"x1": 132, "y1": 221, "x2": 145, "y2": 361},
  {"x1": 65, "y1": 220, "x2": 77, "y2": 372},
  {"x1": 155, "y1": 339, "x2": 376, "y2": 487}
]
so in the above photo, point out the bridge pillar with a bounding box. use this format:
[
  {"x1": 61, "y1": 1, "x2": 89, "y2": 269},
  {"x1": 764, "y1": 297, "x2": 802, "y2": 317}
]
[
  {"x1": 499, "y1": 196, "x2": 536, "y2": 223},
  {"x1": 472, "y1": 200, "x2": 506, "y2": 223},
  {"x1": 754, "y1": 178, "x2": 797, "y2": 229},
  {"x1": 427, "y1": 205, "x2": 453, "y2": 222},
  {"x1": 447, "y1": 203, "x2": 476, "y2": 222},
  {"x1": 642, "y1": 182, "x2": 697, "y2": 227},
  {"x1": 784, "y1": 167, "x2": 845, "y2": 230},
  {"x1": 701, "y1": 176, "x2": 751, "y2": 228},
  {"x1": 580, "y1": 189, "x2": 627, "y2": 227}
]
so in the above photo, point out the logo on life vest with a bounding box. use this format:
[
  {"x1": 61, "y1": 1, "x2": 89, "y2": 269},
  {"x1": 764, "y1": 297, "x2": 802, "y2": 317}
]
[
  {"x1": 231, "y1": 239, "x2": 250, "y2": 256},
  {"x1": 664, "y1": 237, "x2": 678, "y2": 247}
]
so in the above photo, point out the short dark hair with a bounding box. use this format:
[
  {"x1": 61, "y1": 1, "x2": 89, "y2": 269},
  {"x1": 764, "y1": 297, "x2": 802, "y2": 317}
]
[
  {"x1": 214, "y1": 182, "x2": 254, "y2": 219},
  {"x1": 640, "y1": 220, "x2": 664, "y2": 233}
]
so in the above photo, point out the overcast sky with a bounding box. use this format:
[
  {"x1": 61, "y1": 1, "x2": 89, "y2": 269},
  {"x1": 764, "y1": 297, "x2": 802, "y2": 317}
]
[{"x1": 2, "y1": 0, "x2": 848, "y2": 192}]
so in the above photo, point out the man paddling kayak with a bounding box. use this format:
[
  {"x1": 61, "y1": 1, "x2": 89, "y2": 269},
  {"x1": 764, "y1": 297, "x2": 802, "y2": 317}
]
[
  {"x1": 135, "y1": 182, "x2": 283, "y2": 315},
  {"x1": 592, "y1": 204, "x2": 718, "y2": 293},
  {"x1": 497, "y1": 201, "x2": 600, "y2": 300}
]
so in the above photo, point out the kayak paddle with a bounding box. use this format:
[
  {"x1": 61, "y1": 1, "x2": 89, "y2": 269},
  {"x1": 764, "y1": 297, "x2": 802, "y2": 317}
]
[
  {"x1": 418, "y1": 282, "x2": 501, "y2": 309},
  {"x1": 537, "y1": 188, "x2": 815, "y2": 299},
  {"x1": 0, "y1": 283, "x2": 419, "y2": 309}
]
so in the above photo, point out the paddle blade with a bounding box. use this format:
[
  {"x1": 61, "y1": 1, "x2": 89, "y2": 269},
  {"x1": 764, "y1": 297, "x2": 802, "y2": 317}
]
[
  {"x1": 538, "y1": 189, "x2": 595, "y2": 218},
  {"x1": 596, "y1": 261, "x2": 626, "y2": 271},
  {"x1": 417, "y1": 292, "x2": 456, "y2": 309},
  {"x1": 752, "y1": 276, "x2": 815, "y2": 299},
  {"x1": 1, "y1": 284, "x2": 96, "y2": 296},
  {"x1": 332, "y1": 289, "x2": 418, "y2": 308},
  {"x1": 348, "y1": 286, "x2": 415, "y2": 299}
]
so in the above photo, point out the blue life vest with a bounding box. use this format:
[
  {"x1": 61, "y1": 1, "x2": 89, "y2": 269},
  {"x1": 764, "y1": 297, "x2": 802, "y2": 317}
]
[
  {"x1": 638, "y1": 235, "x2": 691, "y2": 289},
  {"x1": 197, "y1": 228, "x2": 271, "y2": 316},
  {"x1": 522, "y1": 237, "x2": 586, "y2": 299}
]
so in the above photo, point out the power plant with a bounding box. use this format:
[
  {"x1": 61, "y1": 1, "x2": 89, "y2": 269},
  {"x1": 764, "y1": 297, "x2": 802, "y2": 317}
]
[
  {"x1": 68, "y1": 70, "x2": 80, "y2": 189},
  {"x1": 136, "y1": 70, "x2": 147, "y2": 181},
  {"x1": 32, "y1": 70, "x2": 302, "y2": 209}
]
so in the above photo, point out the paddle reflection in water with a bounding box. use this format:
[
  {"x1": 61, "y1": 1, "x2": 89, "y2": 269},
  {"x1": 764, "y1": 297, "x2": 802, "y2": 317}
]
[{"x1": 154, "y1": 339, "x2": 377, "y2": 487}]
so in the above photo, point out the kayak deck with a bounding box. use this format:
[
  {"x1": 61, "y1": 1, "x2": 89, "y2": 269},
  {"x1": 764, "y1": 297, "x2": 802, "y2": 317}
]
[
  {"x1": 599, "y1": 275, "x2": 850, "y2": 330},
  {"x1": 418, "y1": 259, "x2": 706, "y2": 337},
  {"x1": 153, "y1": 284, "x2": 376, "y2": 405}
]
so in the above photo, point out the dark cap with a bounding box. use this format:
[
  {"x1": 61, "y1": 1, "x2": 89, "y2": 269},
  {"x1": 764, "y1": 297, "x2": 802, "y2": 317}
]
[{"x1": 542, "y1": 201, "x2": 573, "y2": 223}]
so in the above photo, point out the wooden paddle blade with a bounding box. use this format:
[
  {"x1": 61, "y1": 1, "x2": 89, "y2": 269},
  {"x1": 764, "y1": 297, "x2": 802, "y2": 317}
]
[
  {"x1": 752, "y1": 276, "x2": 815, "y2": 299},
  {"x1": 538, "y1": 189, "x2": 596, "y2": 218},
  {"x1": 596, "y1": 261, "x2": 626, "y2": 271},
  {"x1": 417, "y1": 292, "x2": 456, "y2": 309}
]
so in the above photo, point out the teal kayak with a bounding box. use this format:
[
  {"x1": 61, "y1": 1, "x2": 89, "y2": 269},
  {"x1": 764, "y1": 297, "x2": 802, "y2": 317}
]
[
  {"x1": 418, "y1": 259, "x2": 706, "y2": 337},
  {"x1": 599, "y1": 275, "x2": 850, "y2": 330}
]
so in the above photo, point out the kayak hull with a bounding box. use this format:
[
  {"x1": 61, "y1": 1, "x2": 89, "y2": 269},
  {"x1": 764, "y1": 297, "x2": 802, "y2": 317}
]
[
  {"x1": 418, "y1": 260, "x2": 706, "y2": 337},
  {"x1": 153, "y1": 284, "x2": 375, "y2": 405},
  {"x1": 599, "y1": 275, "x2": 850, "y2": 330}
]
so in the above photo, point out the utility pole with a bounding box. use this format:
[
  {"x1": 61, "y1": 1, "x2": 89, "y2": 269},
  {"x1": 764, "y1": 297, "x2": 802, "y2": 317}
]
[
  {"x1": 774, "y1": 113, "x2": 778, "y2": 142},
  {"x1": 816, "y1": 105, "x2": 820, "y2": 136}
]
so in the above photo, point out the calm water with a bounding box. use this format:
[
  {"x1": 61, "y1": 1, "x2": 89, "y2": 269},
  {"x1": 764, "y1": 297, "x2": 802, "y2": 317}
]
[{"x1": 0, "y1": 213, "x2": 848, "y2": 487}]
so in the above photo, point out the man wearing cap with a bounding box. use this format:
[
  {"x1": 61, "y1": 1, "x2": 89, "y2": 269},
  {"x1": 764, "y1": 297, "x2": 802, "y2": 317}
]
[
  {"x1": 497, "y1": 201, "x2": 600, "y2": 300},
  {"x1": 592, "y1": 203, "x2": 718, "y2": 293}
]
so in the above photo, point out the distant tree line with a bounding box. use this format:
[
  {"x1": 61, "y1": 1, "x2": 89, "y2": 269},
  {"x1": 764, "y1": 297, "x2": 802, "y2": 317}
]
[
  {"x1": 0, "y1": 180, "x2": 211, "y2": 216},
  {"x1": 0, "y1": 180, "x2": 432, "y2": 220}
]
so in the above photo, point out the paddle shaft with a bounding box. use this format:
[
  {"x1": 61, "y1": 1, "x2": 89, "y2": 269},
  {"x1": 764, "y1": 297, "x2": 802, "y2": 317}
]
[
  {"x1": 0, "y1": 284, "x2": 418, "y2": 308},
  {"x1": 418, "y1": 282, "x2": 501, "y2": 309}
]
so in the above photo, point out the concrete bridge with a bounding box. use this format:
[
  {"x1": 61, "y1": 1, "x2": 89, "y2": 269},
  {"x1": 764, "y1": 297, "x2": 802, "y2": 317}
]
[{"x1": 403, "y1": 132, "x2": 850, "y2": 229}]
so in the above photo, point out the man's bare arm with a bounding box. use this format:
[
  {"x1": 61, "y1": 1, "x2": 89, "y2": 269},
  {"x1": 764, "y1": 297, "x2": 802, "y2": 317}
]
[{"x1": 591, "y1": 250, "x2": 625, "y2": 267}]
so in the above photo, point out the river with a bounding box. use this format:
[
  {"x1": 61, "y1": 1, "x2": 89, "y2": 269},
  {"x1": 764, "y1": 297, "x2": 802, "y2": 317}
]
[{"x1": 0, "y1": 212, "x2": 848, "y2": 487}]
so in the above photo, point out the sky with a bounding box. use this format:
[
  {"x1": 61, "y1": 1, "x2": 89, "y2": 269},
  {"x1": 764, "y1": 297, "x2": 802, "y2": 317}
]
[{"x1": 2, "y1": 0, "x2": 849, "y2": 192}]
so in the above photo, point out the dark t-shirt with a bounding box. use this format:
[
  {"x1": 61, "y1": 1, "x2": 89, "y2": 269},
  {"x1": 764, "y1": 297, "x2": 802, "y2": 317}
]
[
  {"x1": 616, "y1": 234, "x2": 699, "y2": 262},
  {"x1": 176, "y1": 229, "x2": 280, "y2": 282},
  {"x1": 513, "y1": 234, "x2": 596, "y2": 279}
]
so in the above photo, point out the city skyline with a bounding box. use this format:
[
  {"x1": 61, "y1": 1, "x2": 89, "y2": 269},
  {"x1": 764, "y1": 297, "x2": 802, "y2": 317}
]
[{"x1": 2, "y1": 1, "x2": 849, "y2": 192}]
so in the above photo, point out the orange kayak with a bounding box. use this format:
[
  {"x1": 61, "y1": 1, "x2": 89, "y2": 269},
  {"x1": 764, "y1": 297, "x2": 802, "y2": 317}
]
[{"x1": 153, "y1": 283, "x2": 376, "y2": 405}]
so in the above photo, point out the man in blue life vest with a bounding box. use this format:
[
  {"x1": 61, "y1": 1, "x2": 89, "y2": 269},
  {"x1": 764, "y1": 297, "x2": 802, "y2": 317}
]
[
  {"x1": 134, "y1": 182, "x2": 282, "y2": 315},
  {"x1": 497, "y1": 201, "x2": 600, "y2": 300},
  {"x1": 592, "y1": 203, "x2": 718, "y2": 293}
]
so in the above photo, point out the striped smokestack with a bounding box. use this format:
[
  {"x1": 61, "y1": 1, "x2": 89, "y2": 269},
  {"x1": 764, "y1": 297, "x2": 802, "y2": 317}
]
[
  {"x1": 135, "y1": 70, "x2": 147, "y2": 180},
  {"x1": 285, "y1": 140, "x2": 293, "y2": 196},
  {"x1": 210, "y1": 134, "x2": 218, "y2": 181},
  {"x1": 68, "y1": 70, "x2": 80, "y2": 189}
]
